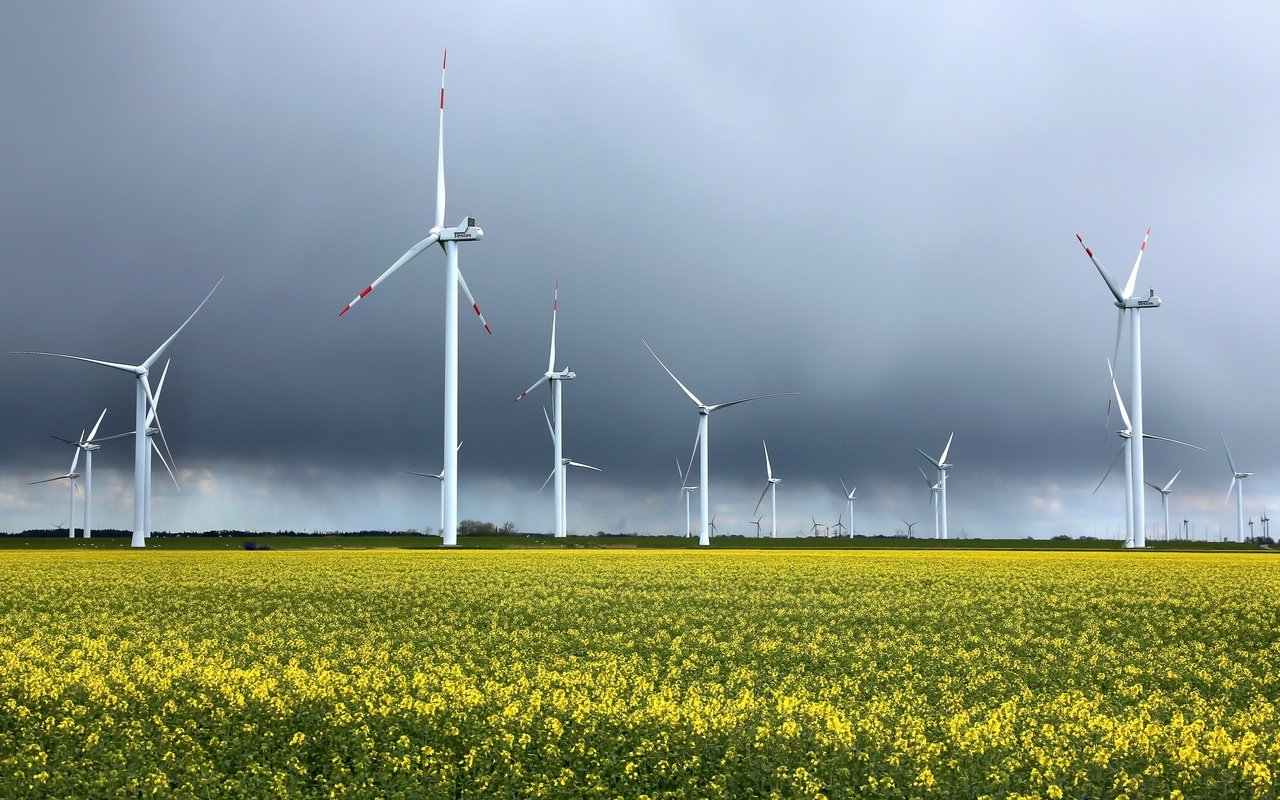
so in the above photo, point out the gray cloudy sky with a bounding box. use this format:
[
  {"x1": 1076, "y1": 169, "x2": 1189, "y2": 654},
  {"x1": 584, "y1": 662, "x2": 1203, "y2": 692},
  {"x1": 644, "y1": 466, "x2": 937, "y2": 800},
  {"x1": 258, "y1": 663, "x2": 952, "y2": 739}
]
[{"x1": 3, "y1": 2, "x2": 1279, "y2": 538}]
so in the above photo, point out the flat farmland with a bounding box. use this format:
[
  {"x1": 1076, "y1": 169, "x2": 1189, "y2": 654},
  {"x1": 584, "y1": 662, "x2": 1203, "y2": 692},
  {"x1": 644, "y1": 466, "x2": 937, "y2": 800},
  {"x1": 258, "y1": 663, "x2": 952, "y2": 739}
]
[{"x1": 1, "y1": 550, "x2": 1277, "y2": 798}]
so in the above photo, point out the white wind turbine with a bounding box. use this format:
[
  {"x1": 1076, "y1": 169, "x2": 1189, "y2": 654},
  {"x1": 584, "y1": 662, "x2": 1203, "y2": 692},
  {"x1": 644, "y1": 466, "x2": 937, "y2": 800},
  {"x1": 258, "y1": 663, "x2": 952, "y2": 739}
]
[
  {"x1": 50, "y1": 408, "x2": 107, "y2": 538},
  {"x1": 536, "y1": 408, "x2": 601, "y2": 535},
  {"x1": 915, "y1": 433, "x2": 953, "y2": 539},
  {"x1": 1223, "y1": 437, "x2": 1254, "y2": 543},
  {"x1": 676, "y1": 449, "x2": 699, "y2": 539},
  {"x1": 918, "y1": 466, "x2": 941, "y2": 539},
  {"x1": 1144, "y1": 469, "x2": 1182, "y2": 542},
  {"x1": 406, "y1": 441, "x2": 463, "y2": 535},
  {"x1": 15, "y1": 281, "x2": 221, "y2": 547},
  {"x1": 1078, "y1": 229, "x2": 1160, "y2": 549},
  {"x1": 339, "y1": 51, "x2": 490, "y2": 548},
  {"x1": 644, "y1": 341, "x2": 795, "y2": 547},
  {"x1": 514, "y1": 283, "x2": 574, "y2": 538},
  {"x1": 1094, "y1": 360, "x2": 1201, "y2": 547},
  {"x1": 840, "y1": 479, "x2": 858, "y2": 536},
  {"x1": 752, "y1": 440, "x2": 783, "y2": 538},
  {"x1": 29, "y1": 428, "x2": 85, "y2": 538},
  {"x1": 748, "y1": 516, "x2": 763, "y2": 537}
]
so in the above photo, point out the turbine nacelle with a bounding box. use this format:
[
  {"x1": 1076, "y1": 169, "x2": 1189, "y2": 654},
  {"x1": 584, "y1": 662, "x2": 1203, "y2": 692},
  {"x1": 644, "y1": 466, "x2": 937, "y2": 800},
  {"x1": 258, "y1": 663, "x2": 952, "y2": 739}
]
[
  {"x1": 437, "y1": 217, "x2": 483, "y2": 242},
  {"x1": 1119, "y1": 290, "x2": 1161, "y2": 310}
]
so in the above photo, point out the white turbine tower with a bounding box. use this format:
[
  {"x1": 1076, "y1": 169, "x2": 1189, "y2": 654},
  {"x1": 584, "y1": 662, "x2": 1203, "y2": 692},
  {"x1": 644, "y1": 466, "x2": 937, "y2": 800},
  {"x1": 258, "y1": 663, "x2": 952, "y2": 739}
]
[
  {"x1": 915, "y1": 433, "x2": 953, "y2": 539},
  {"x1": 644, "y1": 341, "x2": 794, "y2": 547},
  {"x1": 15, "y1": 280, "x2": 221, "y2": 547},
  {"x1": 1223, "y1": 437, "x2": 1254, "y2": 543},
  {"x1": 752, "y1": 441, "x2": 782, "y2": 538},
  {"x1": 29, "y1": 428, "x2": 85, "y2": 538},
  {"x1": 534, "y1": 408, "x2": 600, "y2": 536},
  {"x1": 50, "y1": 408, "x2": 107, "y2": 538},
  {"x1": 1078, "y1": 229, "x2": 1160, "y2": 547},
  {"x1": 918, "y1": 466, "x2": 941, "y2": 539},
  {"x1": 1144, "y1": 469, "x2": 1182, "y2": 543},
  {"x1": 514, "y1": 283, "x2": 574, "y2": 538},
  {"x1": 339, "y1": 51, "x2": 490, "y2": 548},
  {"x1": 840, "y1": 480, "x2": 858, "y2": 536},
  {"x1": 407, "y1": 441, "x2": 463, "y2": 535}
]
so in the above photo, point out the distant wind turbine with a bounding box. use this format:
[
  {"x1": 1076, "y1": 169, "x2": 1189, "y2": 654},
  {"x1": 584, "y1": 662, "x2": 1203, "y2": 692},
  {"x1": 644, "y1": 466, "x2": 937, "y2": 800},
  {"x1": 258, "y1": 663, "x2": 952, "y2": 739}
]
[
  {"x1": 748, "y1": 516, "x2": 763, "y2": 537},
  {"x1": 752, "y1": 441, "x2": 783, "y2": 538},
  {"x1": 537, "y1": 410, "x2": 601, "y2": 535},
  {"x1": 675, "y1": 443, "x2": 699, "y2": 539},
  {"x1": 918, "y1": 466, "x2": 941, "y2": 538},
  {"x1": 840, "y1": 480, "x2": 858, "y2": 536},
  {"x1": 1143, "y1": 469, "x2": 1182, "y2": 543},
  {"x1": 644, "y1": 341, "x2": 795, "y2": 547},
  {"x1": 49, "y1": 408, "x2": 107, "y2": 538},
  {"x1": 916, "y1": 433, "x2": 953, "y2": 539},
  {"x1": 406, "y1": 441, "x2": 463, "y2": 534},
  {"x1": 1223, "y1": 437, "x2": 1254, "y2": 543},
  {"x1": 29, "y1": 428, "x2": 84, "y2": 538},
  {"x1": 903, "y1": 520, "x2": 919, "y2": 538},
  {"x1": 339, "y1": 51, "x2": 490, "y2": 548}
]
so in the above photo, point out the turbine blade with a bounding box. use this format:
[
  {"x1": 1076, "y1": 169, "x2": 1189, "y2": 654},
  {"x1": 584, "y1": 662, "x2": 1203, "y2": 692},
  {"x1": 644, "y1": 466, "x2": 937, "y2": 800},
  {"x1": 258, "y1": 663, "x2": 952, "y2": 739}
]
[
  {"x1": 1228, "y1": 476, "x2": 1238, "y2": 501},
  {"x1": 340, "y1": 235, "x2": 440, "y2": 316},
  {"x1": 144, "y1": 277, "x2": 222, "y2": 369},
  {"x1": 514, "y1": 374, "x2": 550, "y2": 403},
  {"x1": 1142, "y1": 433, "x2": 1204, "y2": 451},
  {"x1": 840, "y1": 478, "x2": 850, "y2": 497},
  {"x1": 1076, "y1": 232, "x2": 1127, "y2": 303},
  {"x1": 763, "y1": 440, "x2": 773, "y2": 480},
  {"x1": 676, "y1": 457, "x2": 685, "y2": 484},
  {"x1": 566, "y1": 461, "x2": 602, "y2": 472},
  {"x1": 1144, "y1": 481, "x2": 1161, "y2": 491},
  {"x1": 683, "y1": 427, "x2": 700, "y2": 490},
  {"x1": 146, "y1": 359, "x2": 171, "y2": 427},
  {"x1": 753, "y1": 481, "x2": 770, "y2": 516},
  {"x1": 141, "y1": 374, "x2": 178, "y2": 476},
  {"x1": 538, "y1": 468, "x2": 555, "y2": 494},
  {"x1": 1093, "y1": 445, "x2": 1126, "y2": 495},
  {"x1": 542, "y1": 407, "x2": 556, "y2": 441},
  {"x1": 1121, "y1": 227, "x2": 1151, "y2": 300},
  {"x1": 707, "y1": 391, "x2": 797, "y2": 413},
  {"x1": 1164, "y1": 469, "x2": 1182, "y2": 492},
  {"x1": 917, "y1": 466, "x2": 933, "y2": 487},
  {"x1": 86, "y1": 407, "x2": 108, "y2": 443},
  {"x1": 11, "y1": 351, "x2": 138, "y2": 373},
  {"x1": 435, "y1": 50, "x2": 447, "y2": 230},
  {"x1": 405, "y1": 470, "x2": 436, "y2": 478},
  {"x1": 939, "y1": 432, "x2": 954, "y2": 464},
  {"x1": 548, "y1": 282, "x2": 558, "y2": 374},
  {"x1": 50, "y1": 434, "x2": 78, "y2": 445},
  {"x1": 915, "y1": 447, "x2": 942, "y2": 469},
  {"x1": 92, "y1": 430, "x2": 136, "y2": 443},
  {"x1": 456, "y1": 268, "x2": 492, "y2": 335},
  {"x1": 152, "y1": 438, "x2": 181, "y2": 492},
  {"x1": 27, "y1": 475, "x2": 69, "y2": 485},
  {"x1": 642, "y1": 340, "x2": 703, "y2": 407},
  {"x1": 69, "y1": 431, "x2": 83, "y2": 473},
  {"x1": 1108, "y1": 359, "x2": 1132, "y2": 432},
  {"x1": 1106, "y1": 314, "x2": 1123, "y2": 438},
  {"x1": 1222, "y1": 436, "x2": 1239, "y2": 474}
]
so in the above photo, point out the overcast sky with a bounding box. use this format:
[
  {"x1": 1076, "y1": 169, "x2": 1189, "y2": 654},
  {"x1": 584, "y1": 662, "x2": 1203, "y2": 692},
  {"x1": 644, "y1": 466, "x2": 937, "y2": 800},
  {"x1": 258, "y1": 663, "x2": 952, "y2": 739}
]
[{"x1": 3, "y1": 2, "x2": 1278, "y2": 538}]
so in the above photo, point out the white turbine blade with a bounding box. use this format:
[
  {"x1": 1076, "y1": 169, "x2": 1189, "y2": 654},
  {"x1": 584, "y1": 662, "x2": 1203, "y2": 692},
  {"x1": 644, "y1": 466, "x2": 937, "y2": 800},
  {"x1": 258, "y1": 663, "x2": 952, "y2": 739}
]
[
  {"x1": 145, "y1": 359, "x2": 171, "y2": 427},
  {"x1": 1144, "y1": 480, "x2": 1162, "y2": 491},
  {"x1": 141, "y1": 374, "x2": 178, "y2": 476},
  {"x1": 50, "y1": 434, "x2": 79, "y2": 446},
  {"x1": 85, "y1": 407, "x2": 108, "y2": 444},
  {"x1": 340, "y1": 235, "x2": 440, "y2": 316},
  {"x1": 92, "y1": 430, "x2": 136, "y2": 444},
  {"x1": 1092, "y1": 445, "x2": 1126, "y2": 495},
  {"x1": 707, "y1": 392, "x2": 797, "y2": 413},
  {"x1": 542, "y1": 407, "x2": 556, "y2": 440},
  {"x1": 840, "y1": 478, "x2": 850, "y2": 498},
  {"x1": 144, "y1": 277, "x2": 223, "y2": 369},
  {"x1": 676, "y1": 457, "x2": 685, "y2": 484},
  {"x1": 28, "y1": 475, "x2": 69, "y2": 485},
  {"x1": 548, "y1": 282, "x2": 558, "y2": 373},
  {"x1": 456, "y1": 268, "x2": 493, "y2": 335},
  {"x1": 405, "y1": 470, "x2": 437, "y2": 478},
  {"x1": 1222, "y1": 436, "x2": 1239, "y2": 475},
  {"x1": 1076, "y1": 232, "x2": 1127, "y2": 303},
  {"x1": 1106, "y1": 314, "x2": 1123, "y2": 439},
  {"x1": 915, "y1": 447, "x2": 942, "y2": 469},
  {"x1": 1142, "y1": 433, "x2": 1204, "y2": 451},
  {"x1": 753, "y1": 481, "x2": 770, "y2": 516},
  {"x1": 683, "y1": 428, "x2": 700, "y2": 488},
  {"x1": 567, "y1": 460, "x2": 602, "y2": 472},
  {"x1": 1121, "y1": 227, "x2": 1151, "y2": 300},
  {"x1": 939, "y1": 432, "x2": 954, "y2": 464},
  {"x1": 642, "y1": 340, "x2": 703, "y2": 407},
  {"x1": 69, "y1": 430, "x2": 84, "y2": 473},
  {"x1": 435, "y1": 50, "x2": 447, "y2": 230},
  {"x1": 537, "y1": 468, "x2": 556, "y2": 494},
  {"x1": 151, "y1": 438, "x2": 181, "y2": 491},
  {"x1": 1227, "y1": 475, "x2": 1239, "y2": 501},
  {"x1": 763, "y1": 440, "x2": 773, "y2": 480},
  {"x1": 11, "y1": 351, "x2": 138, "y2": 374},
  {"x1": 1164, "y1": 469, "x2": 1182, "y2": 492},
  {"x1": 1108, "y1": 359, "x2": 1131, "y2": 432},
  {"x1": 514, "y1": 374, "x2": 550, "y2": 404},
  {"x1": 917, "y1": 466, "x2": 933, "y2": 488}
]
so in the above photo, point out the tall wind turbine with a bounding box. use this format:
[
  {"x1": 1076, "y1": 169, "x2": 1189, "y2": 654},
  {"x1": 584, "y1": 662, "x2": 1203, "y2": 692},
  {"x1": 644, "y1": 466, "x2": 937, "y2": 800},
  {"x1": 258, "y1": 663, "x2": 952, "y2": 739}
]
[
  {"x1": 1223, "y1": 437, "x2": 1254, "y2": 543},
  {"x1": 15, "y1": 280, "x2": 221, "y2": 547},
  {"x1": 840, "y1": 480, "x2": 858, "y2": 536},
  {"x1": 407, "y1": 441, "x2": 463, "y2": 534},
  {"x1": 1078, "y1": 229, "x2": 1160, "y2": 550},
  {"x1": 918, "y1": 466, "x2": 941, "y2": 538},
  {"x1": 514, "y1": 283, "x2": 574, "y2": 538},
  {"x1": 29, "y1": 429, "x2": 84, "y2": 538},
  {"x1": 1144, "y1": 469, "x2": 1182, "y2": 543},
  {"x1": 644, "y1": 341, "x2": 794, "y2": 546},
  {"x1": 916, "y1": 433, "x2": 953, "y2": 539},
  {"x1": 339, "y1": 51, "x2": 490, "y2": 548},
  {"x1": 752, "y1": 440, "x2": 783, "y2": 538},
  {"x1": 50, "y1": 408, "x2": 106, "y2": 538}
]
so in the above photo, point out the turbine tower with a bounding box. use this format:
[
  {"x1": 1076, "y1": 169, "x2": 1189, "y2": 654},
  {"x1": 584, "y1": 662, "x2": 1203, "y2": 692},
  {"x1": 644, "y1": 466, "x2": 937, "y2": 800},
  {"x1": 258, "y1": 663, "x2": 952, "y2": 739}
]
[
  {"x1": 915, "y1": 433, "x2": 953, "y2": 539},
  {"x1": 50, "y1": 408, "x2": 107, "y2": 538},
  {"x1": 15, "y1": 280, "x2": 221, "y2": 547},
  {"x1": 752, "y1": 440, "x2": 783, "y2": 538},
  {"x1": 1223, "y1": 437, "x2": 1254, "y2": 543},
  {"x1": 514, "y1": 283, "x2": 575, "y2": 538},
  {"x1": 339, "y1": 51, "x2": 490, "y2": 548},
  {"x1": 538, "y1": 453, "x2": 602, "y2": 534},
  {"x1": 644, "y1": 341, "x2": 794, "y2": 547},
  {"x1": 918, "y1": 466, "x2": 941, "y2": 539},
  {"x1": 1078, "y1": 229, "x2": 1159, "y2": 547},
  {"x1": 1143, "y1": 469, "x2": 1182, "y2": 543},
  {"x1": 840, "y1": 480, "x2": 858, "y2": 536}
]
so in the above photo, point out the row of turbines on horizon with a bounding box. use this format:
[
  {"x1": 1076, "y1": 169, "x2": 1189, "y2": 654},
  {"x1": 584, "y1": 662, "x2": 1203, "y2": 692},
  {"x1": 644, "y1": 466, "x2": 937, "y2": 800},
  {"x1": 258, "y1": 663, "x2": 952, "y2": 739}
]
[{"x1": 12, "y1": 53, "x2": 1266, "y2": 547}]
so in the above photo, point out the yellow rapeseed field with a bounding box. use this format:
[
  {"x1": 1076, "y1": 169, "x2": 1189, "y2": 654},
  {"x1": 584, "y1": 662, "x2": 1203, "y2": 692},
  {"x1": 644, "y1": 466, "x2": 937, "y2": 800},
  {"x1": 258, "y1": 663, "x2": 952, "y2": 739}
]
[{"x1": 1, "y1": 549, "x2": 1278, "y2": 798}]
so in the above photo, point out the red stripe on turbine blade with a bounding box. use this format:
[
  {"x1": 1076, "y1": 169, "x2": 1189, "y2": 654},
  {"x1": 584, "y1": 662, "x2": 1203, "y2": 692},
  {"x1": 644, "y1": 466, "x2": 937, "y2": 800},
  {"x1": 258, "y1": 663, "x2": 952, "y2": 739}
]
[
  {"x1": 440, "y1": 88, "x2": 445, "y2": 109},
  {"x1": 473, "y1": 303, "x2": 481, "y2": 315},
  {"x1": 359, "y1": 286, "x2": 372, "y2": 298},
  {"x1": 1085, "y1": 247, "x2": 1093, "y2": 257},
  {"x1": 339, "y1": 305, "x2": 351, "y2": 317},
  {"x1": 484, "y1": 324, "x2": 493, "y2": 335},
  {"x1": 442, "y1": 50, "x2": 447, "y2": 69}
]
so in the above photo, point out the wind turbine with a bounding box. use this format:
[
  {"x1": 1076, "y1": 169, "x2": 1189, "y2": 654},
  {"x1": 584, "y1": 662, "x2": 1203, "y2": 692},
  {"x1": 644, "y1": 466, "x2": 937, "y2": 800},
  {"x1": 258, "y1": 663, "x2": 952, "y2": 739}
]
[
  {"x1": 29, "y1": 429, "x2": 84, "y2": 538},
  {"x1": 915, "y1": 433, "x2": 953, "y2": 539},
  {"x1": 918, "y1": 466, "x2": 941, "y2": 539},
  {"x1": 707, "y1": 514, "x2": 718, "y2": 538},
  {"x1": 339, "y1": 51, "x2": 490, "y2": 548},
  {"x1": 536, "y1": 417, "x2": 602, "y2": 537},
  {"x1": 407, "y1": 441, "x2": 463, "y2": 534},
  {"x1": 1262, "y1": 510, "x2": 1271, "y2": 539},
  {"x1": 675, "y1": 452, "x2": 698, "y2": 539},
  {"x1": 809, "y1": 516, "x2": 823, "y2": 537},
  {"x1": 1094, "y1": 360, "x2": 1201, "y2": 546},
  {"x1": 644, "y1": 341, "x2": 794, "y2": 547},
  {"x1": 840, "y1": 480, "x2": 858, "y2": 536},
  {"x1": 514, "y1": 283, "x2": 575, "y2": 538},
  {"x1": 748, "y1": 516, "x2": 763, "y2": 537},
  {"x1": 752, "y1": 440, "x2": 783, "y2": 538},
  {"x1": 1223, "y1": 437, "x2": 1254, "y2": 543},
  {"x1": 1078, "y1": 229, "x2": 1160, "y2": 552},
  {"x1": 903, "y1": 520, "x2": 919, "y2": 538},
  {"x1": 50, "y1": 408, "x2": 107, "y2": 538},
  {"x1": 1143, "y1": 469, "x2": 1181, "y2": 543},
  {"x1": 832, "y1": 514, "x2": 847, "y2": 537},
  {"x1": 14, "y1": 280, "x2": 222, "y2": 547}
]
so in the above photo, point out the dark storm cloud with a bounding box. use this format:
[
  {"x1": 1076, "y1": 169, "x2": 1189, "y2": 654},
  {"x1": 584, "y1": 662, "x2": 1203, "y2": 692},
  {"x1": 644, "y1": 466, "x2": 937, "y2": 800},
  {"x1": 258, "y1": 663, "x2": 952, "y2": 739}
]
[{"x1": 3, "y1": 2, "x2": 1279, "y2": 536}]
